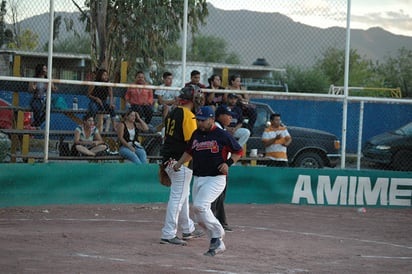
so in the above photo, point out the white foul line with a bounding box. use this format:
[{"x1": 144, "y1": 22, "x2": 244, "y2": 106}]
[
  {"x1": 239, "y1": 225, "x2": 412, "y2": 250},
  {"x1": 74, "y1": 253, "x2": 126, "y2": 262},
  {"x1": 360, "y1": 255, "x2": 412, "y2": 260}
]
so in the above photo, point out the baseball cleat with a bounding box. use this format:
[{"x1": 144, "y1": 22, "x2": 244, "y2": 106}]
[
  {"x1": 182, "y1": 229, "x2": 205, "y2": 240},
  {"x1": 160, "y1": 237, "x2": 187, "y2": 246},
  {"x1": 204, "y1": 238, "x2": 225, "y2": 256}
]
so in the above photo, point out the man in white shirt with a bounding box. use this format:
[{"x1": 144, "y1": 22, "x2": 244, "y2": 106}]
[
  {"x1": 155, "y1": 72, "x2": 180, "y2": 120},
  {"x1": 262, "y1": 113, "x2": 292, "y2": 167}
]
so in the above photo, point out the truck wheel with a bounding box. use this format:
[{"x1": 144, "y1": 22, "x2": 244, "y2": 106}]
[{"x1": 294, "y1": 152, "x2": 325, "y2": 168}]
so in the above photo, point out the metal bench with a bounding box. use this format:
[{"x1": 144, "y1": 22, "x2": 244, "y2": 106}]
[{"x1": 0, "y1": 128, "x2": 162, "y2": 163}]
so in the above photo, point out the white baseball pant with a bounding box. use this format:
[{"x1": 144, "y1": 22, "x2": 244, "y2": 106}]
[
  {"x1": 192, "y1": 175, "x2": 226, "y2": 239},
  {"x1": 161, "y1": 161, "x2": 195, "y2": 239}
]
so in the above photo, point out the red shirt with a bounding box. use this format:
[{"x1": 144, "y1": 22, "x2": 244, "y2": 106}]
[{"x1": 125, "y1": 87, "x2": 153, "y2": 105}]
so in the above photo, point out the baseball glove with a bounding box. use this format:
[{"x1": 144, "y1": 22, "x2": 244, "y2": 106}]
[{"x1": 158, "y1": 163, "x2": 171, "y2": 187}]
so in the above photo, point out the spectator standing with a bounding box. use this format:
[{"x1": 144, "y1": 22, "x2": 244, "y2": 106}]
[
  {"x1": 262, "y1": 113, "x2": 292, "y2": 167},
  {"x1": 125, "y1": 71, "x2": 154, "y2": 124},
  {"x1": 173, "y1": 106, "x2": 243, "y2": 256},
  {"x1": 226, "y1": 94, "x2": 251, "y2": 147},
  {"x1": 87, "y1": 68, "x2": 117, "y2": 132},
  {"x1": 117, "y1": 110, "x2": 149, "y2": 164},
  {"x1": 159, "y1": 85, "x2": 205, "y2": 246},
  {"x1": 205, "y1": 74, "x2": 226, "y2": 109},
  {"x1": 154, "y1": 72, "x2": 179, "y2": 121},
  {"x1": 227, "y1": 74, "x2": 257, "y2": 134},
  {"x1": 73, "y1": 114, "x2": 108, "y2": 156},
  {"x1": 28, "y1": 64, "x2": 57, "y2": 128},
  {"x1": 41, "y1": 64, "x2": 58, "y2": 92}
]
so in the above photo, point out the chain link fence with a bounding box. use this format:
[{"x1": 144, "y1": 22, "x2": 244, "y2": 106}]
[{"x1": 0, "y1": 0, "x2": 411, "y2": 171}]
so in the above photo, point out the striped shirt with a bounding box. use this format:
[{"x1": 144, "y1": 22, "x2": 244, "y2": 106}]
[{"x1": 262, "y1": 126, "x2": 291, "y2": 161}]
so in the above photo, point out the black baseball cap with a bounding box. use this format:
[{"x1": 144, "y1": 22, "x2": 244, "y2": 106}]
[{"x1": 215, "y1": 105, "x2": 235, "y2": 117}]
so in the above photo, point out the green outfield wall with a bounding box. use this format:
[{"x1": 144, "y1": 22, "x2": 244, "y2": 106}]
[{"x1": 0, "y1": 163, "x2": 411, "y2": 208}]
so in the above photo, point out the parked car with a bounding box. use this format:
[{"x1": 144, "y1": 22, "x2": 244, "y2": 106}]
[
  {"x1": 244, "y1": 102, "x2": 341, "y2": 168},
  {"x1": 362, "y1": 122, "x2": 412, "y2": 171}
]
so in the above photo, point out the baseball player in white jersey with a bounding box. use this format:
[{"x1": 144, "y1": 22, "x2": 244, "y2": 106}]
[{"x1": 159, "y1": 85, "x2": 205, "y2": 245}]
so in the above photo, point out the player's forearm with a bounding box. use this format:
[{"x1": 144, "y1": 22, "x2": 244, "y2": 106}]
[{"x1": 175, "y1": 152, "x2": 192, "y2": 169}]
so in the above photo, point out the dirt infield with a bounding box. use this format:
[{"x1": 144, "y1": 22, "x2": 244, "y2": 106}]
[{"x1": 0, "y1": 204, "x2": 411, "y2": 273}]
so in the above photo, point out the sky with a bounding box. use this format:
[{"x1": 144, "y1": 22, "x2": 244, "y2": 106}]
[
  {"x1": 7, "y1": 0, "x2": 412, "y2": 37},
  {"x1": 207, "y1": 0, "x2": 412, "y2": 37}
]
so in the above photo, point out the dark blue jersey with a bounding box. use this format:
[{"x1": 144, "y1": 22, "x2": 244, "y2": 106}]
[
  {"x1": 186, "y1": 125, "x2": 243, "y2": 176},
  {"x1": 228, "y1": 105, "x2": 243, "y2": 127}
]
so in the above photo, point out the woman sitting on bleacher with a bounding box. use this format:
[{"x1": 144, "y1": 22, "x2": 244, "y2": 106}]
[
  {"x1": 116, "y1": 110, "x2": 149, "y2": 164},
  {"x1": 73, "y1": 114, "x2": 108, "y2": 156}
]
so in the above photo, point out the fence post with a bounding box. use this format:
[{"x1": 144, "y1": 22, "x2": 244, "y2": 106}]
[{"x1": 120, "y1": 61, "x2": 128, "y2": 110}]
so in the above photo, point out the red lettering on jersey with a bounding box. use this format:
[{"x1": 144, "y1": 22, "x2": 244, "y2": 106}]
[{"x1": 192, "y1": 140, "x2": 219, "y2": 153}]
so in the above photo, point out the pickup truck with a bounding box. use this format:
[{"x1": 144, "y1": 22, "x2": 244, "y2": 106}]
[
  {"x1": 147, "y1": 101, "x2": 340, "y2": 168},
  {"x1": 245, "y1": 102, "x2": 341, "y2": 168}
]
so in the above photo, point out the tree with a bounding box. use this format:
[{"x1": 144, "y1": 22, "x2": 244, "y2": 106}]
[
  {"x1": 53, "y1": 15, "x2": 62, "y2": 41},
  {"x1": 3, "y1": 0, "x2": 39, "y2": 50},
  {"x1": 165, "y1": 34, "x2": 240, "y2": 64},
  {"x1": 188, "y1": 34, "x2": 240, "y2": 64},
  {"x1": 72, "y1": 0, "x2": 209, "y2": 81},
  {"x1": 6, "y1": 0, "x2": 21, "y2": 49},
  {"x1": 0, "y1": 0, "x2": 6, "y2": 47},
  {"x1": 4, "y1": 28, "x2": 12, "y2": 45},
  {"x1": 316, "y1": 47, "x2": 379, "y2": 87},
  {"x1": 51, "y1": 35, "x2": 91, "y2": 54},
  {"x1": 285, "y1": 65, "x2": 329, "y2": 93},
  {"x1": 7, "y1": 29, "x2": 38, "y2": 50},
  {"x1": 378, "y1": 47, "x2": 412, "y2": 98}
]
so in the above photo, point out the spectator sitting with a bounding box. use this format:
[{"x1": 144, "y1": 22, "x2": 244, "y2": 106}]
[
  {"x1": 155, "y1": 71, "x2": 179, "y2": 121},
  {"x1": 73, "y1": 114, "x2": 108, "y2": 156},
  {"x1": 125, "y1": 71, "x2": 154, "y2": 124},
  {"x1": 117, "y1": 110, "x2": 149, "y2": 164},
  {"x1": 225, "y1": 94, "x2": 251, "y2": 147},
  {"x1": 184, "y1": 70, "x2": 206, "y2": 113},
  {"x1": 205, "y1": 74, "x2": 226, "y2": 109},
  {"x1": 185, "y1": 70, "x2": 206, "y2": 89},
  {"x1": 226, "y1": 74, "x2": 257, "y2": 134}
]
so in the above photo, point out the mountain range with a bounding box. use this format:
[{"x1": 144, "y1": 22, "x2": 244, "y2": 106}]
[
  {"x1": 199, "y1": 5, "x2": 412, "y2": 67},
  {"x1": 13, "y1": 3, "x2": 412, "y2": 68}
]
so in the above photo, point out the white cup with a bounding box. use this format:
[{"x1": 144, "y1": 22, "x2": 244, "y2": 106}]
[{"x1": 250, "y1": 149, "x2": 258, "y2": 157}]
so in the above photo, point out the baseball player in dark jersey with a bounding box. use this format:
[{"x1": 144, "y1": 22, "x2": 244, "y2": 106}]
[
  {"x1": 160, "y1": 85, "x2": 205, "y2": 246},
  {"x1": 173, "y1": 106, "x2": 243, "y2": 256},
  {"x1": 211, "y1": 105, "x2": 236, "y2": 232}
]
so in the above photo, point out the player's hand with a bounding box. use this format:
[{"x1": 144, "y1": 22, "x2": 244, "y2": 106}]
[
  {"x1": 173, "y1": 162, "x2": 181, "y2": 172},
  {"x1": 226, "y1": 127, "x2": 235, "y2": 134},
  {"x1": 218, "y1": 163, "x2": 229, "y2": 174},
  {"x1": 168, "y1": 159, "x2": 181, "y2": 171}
]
